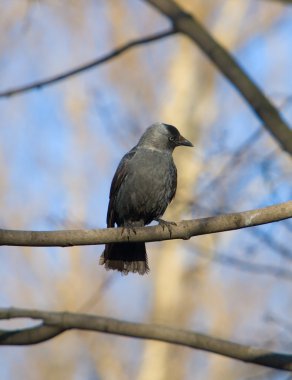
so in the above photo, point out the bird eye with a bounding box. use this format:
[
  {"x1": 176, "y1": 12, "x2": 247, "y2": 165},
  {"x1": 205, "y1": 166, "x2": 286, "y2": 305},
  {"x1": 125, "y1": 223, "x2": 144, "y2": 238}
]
[{"x1": 169, "y1": 136, "x2": 175, "y2": 142}]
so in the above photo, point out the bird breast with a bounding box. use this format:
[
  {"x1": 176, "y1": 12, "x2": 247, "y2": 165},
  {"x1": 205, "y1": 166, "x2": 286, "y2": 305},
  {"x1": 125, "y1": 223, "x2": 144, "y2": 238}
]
[{"x1": 115, "y1": 149, "x2": 177, "y2": 225}]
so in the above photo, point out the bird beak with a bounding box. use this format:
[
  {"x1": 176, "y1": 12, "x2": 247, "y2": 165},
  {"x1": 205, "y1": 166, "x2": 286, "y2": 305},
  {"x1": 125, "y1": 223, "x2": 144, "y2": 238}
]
[{"x1": 178, "y1": 134, "x2": 193, "y2": 147}]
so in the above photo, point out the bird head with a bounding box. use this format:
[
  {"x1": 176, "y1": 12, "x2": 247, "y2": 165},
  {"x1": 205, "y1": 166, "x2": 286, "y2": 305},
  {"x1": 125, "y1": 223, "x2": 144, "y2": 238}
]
[{"x1": 138, "y1": 122, "x2": 193, "y2": 152}]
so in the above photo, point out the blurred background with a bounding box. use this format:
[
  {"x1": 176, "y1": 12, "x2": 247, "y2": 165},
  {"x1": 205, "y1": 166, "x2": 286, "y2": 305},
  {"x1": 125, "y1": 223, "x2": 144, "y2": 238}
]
[{"x1": 0, "y1": 0, "x2": 291, "y2": 379}]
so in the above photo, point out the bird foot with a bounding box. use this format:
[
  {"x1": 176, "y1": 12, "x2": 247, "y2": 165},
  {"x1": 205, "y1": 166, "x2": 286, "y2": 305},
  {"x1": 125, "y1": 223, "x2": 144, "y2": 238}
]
[
  {"x1": 155, "y1": 218, "x2": 177, "y2": 238},
  {"x1": 121, "y1": 222, "x2": 137, "y2": 241}
]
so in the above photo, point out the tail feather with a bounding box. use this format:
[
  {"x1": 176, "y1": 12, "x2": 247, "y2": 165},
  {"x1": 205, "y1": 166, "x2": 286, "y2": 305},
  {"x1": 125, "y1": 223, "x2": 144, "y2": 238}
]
[{"x1": 99, "y1": 242, "x2": 149, "y2": 275}]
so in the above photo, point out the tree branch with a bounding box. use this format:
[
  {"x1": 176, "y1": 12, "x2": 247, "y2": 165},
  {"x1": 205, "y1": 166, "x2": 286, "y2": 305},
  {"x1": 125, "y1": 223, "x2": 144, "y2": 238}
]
[
  {"x1": 0, "y1": 29, "x2": 175, "y2": 98},
  {"x1": 194, "y1": 243, "x2": 292, "y2": 281},
  {"x1": 0, "y1": 202, "x2": 291, "y2": 247},
  {"x1": 144, "y1": 0, "x2": 292, "y2": 155},
  {"x1": 2, "y1": 3, "x2": 291, "y2": 155},
  {"x1": 0, "y1": 307, "x2": 292, "y2": 371}
]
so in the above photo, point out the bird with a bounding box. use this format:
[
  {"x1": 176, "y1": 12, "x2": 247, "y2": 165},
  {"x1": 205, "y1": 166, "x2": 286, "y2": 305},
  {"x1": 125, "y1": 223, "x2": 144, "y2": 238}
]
[{"x1": 99, "y1": 122, "x2": 193, "y2": 275}]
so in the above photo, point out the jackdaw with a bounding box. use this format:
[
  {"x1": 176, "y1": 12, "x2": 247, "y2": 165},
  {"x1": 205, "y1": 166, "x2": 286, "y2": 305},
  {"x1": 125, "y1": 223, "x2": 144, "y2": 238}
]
[{"x1": 99, "y1": 122, "x2": 193, "y2": 275}]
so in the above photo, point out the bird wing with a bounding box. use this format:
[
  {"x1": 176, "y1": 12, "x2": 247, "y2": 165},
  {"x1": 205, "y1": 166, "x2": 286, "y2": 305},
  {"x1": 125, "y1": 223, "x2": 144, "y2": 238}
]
[
  {"x1": 106, "y1": 148, "x2": 137, "y2": 227},
  {"x1": 169, "y1": 165, "x2": 177, "y2": 203}
]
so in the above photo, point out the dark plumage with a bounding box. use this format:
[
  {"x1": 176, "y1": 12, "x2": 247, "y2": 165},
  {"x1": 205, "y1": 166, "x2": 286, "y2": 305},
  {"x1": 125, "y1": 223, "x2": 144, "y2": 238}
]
[{"x1": 99, "y1": 122, "x2": 193, "y2": 275}]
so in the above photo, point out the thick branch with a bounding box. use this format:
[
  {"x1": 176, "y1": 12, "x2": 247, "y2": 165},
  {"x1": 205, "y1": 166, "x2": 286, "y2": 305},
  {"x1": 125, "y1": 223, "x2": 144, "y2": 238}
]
[
  {"x1": 0, "y1": 29, "x2": 175, "y2": 98},
  {"x1": 0, "y1": 201, "x2": 291, "y2": 247},
  {"x1": 145, "y1": 0, "x2": 292, "y2": 155},
  {"x1": 0, "y1": 307, "x2": 292, "y2": 371}
]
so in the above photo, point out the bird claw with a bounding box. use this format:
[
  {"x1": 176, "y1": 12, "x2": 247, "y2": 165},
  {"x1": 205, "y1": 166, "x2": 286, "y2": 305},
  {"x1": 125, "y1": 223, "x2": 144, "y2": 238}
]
[
  {"x1": 121, "y1": 223, "x2": 137, "y2": 241},
  {"x1": 156, "y1": 218, "x2": 177, "y2": 238}
]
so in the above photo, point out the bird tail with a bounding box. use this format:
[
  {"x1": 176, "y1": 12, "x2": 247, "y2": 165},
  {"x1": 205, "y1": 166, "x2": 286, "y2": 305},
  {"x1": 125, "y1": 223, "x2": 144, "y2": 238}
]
[{"x1": 99, "y1": 242, "x2": 149, "y2": 275}]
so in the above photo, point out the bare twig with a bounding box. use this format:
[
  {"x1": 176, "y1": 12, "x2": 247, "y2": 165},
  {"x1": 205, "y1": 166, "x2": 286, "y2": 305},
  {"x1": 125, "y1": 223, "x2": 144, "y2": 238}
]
[
  {"x1": 213, "y1": 254, "x2": 292, "y2": 280},
  {"x1": 262, "y1": 0, "x2": 292, "y2": 4},
  {"x1": 195, "y1": 127, "x2": 263, "y2": 197},
  {"x1": 194, "y1": 243, "x2": 292, "y2": 281},
  {"x1": 0, "y1": 202, "x2": 291, "y2": 247},
  {"x1": 0, "y1": 307, "x2": 292, "y2": 371},
  {"x1": 0, "y1": 29, "x2": 175, "y2": 98},
  {"x1": 145, "y1": 0, "x2": 292, "y2": 155},
  {"x1": 250, "y1": 228, "x2": 292, "y2": 260}
]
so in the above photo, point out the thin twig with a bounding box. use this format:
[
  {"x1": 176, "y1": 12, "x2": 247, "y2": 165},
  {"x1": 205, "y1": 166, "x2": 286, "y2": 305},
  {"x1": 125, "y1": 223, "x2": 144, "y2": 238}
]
[
  {"x1": 263, "y1": 0, "x2": 292, "y2": 4},
  {"x1": 194, "y1": 243, "x2": 292, "y2": 281},
  {"x1": 0, "y1": 29, "x2": 176, "y2": 98}
]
